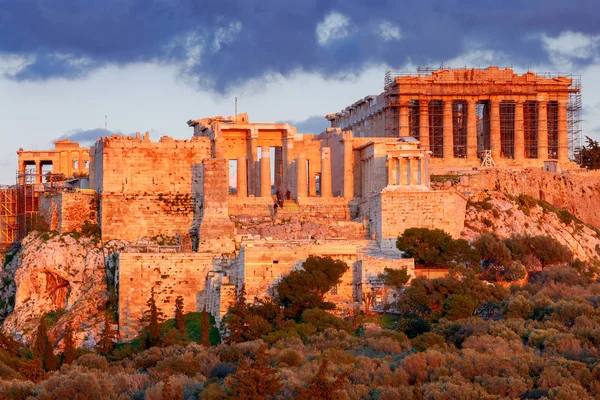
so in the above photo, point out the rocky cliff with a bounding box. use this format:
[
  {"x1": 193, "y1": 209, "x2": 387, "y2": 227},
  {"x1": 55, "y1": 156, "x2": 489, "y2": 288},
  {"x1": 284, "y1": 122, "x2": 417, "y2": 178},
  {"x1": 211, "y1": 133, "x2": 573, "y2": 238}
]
[{"x1": 0, "y1": 233, "x2": 126, "y2": 349}]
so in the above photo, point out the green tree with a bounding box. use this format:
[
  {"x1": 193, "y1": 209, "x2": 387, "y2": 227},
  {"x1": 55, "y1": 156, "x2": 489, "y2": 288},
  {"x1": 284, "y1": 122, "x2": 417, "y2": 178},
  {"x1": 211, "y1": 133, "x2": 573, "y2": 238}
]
[
  {"x1": 275, "y1": 256, "x2": 348, "y2": 319},
  {"x1": 379, "y1": 267, "x2": 411, "y2": 287},
  {"x1": 141, "y1": 288, "x2": 166, "y2": 347},
  {"x1": 32, "y1": 317, "x2": 56, "y2": 371},
  {"x1": 474, "y1": 234, "x2": 512, "y2": 268},
  {"x1": 223, "y1": 285, "x2": 250, "y2": 344},
  {"x1": 443, "y1": 294, "x2": 476, "y2": 320},
  {"x1": 62, "y1": 323, "x2": 75, "y2": 365},
  {"x1": 397, "y1": 228, "x2": 479, "y2": 268},
  {"x1": 94, "y1": 313, "x2": 118, "y2": 355},
  {"x1": 296, "y1": 359, "x2": 347, "y2": 400},
  {"x1": 174, "y1": 296, "x2": 186, "y2": 333},
  {"x1": 577, "y1": 136, "x2": 600, "y2": 169},
  {"x1": 201, "y1": 305, "x2": 211, "y2": 346},
  {"x1": 226, "y1": 349, "x2": 282, "y2": 399}
]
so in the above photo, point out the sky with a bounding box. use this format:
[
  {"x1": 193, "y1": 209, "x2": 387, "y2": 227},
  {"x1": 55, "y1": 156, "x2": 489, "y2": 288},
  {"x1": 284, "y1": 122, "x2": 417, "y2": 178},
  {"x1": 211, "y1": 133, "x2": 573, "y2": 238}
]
[{"x1": 1, "y1": 0, "x2": 600, "y2": 185}]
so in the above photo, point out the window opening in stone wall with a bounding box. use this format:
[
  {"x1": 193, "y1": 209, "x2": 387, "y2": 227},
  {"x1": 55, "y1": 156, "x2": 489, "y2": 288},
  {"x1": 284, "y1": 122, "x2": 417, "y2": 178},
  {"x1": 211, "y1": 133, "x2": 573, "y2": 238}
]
[
  {"x1": 476, "y1": 101, "x2": 491, "y2": 155},
  {"x1": 452, "y1": 100, "x2": 468, "y2": 158},
  {"x1": 85, "y1": 160, "x2": 89, "y2": 169},
  {"x1": 547, "y1": 101, "x2": 559, "y2": 159},
  {"x1": 41, "y1": 163, "x2": 53, "y2": 183},
  {"x1": 500, "y1": 101, "x2": 515, "y2": 159},
  {"x1": 228, "y1": 159, "x2": 237, "y2": 195},
  {"x1": 408, "y1": 100, "x2": 420, "y2": 139},
  {"x1": 73, "y1": 160, "x2": 79, "y2": 169},
  {"x1": 429, "y1": 100, "x2": 444, "y2": 158},
  {"x1": 315, "y1": 173, "x2": 321, "y2": 196},
  {"x1": 524, "y1": 101, "x2": 539, "y2": 158}
]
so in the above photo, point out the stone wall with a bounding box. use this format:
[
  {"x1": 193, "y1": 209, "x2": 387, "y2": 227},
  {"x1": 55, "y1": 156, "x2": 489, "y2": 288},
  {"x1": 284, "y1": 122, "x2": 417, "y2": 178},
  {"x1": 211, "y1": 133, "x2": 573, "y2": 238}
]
[
  {"x1": 117, "y1": 252, "x2": 215, "y2": 340},
  {"x1": 368, "y1": 188, "x2": 467, "y2": 250},
  {"x1": 39, "y1": 192, "x2": 97, "y2": 233}
]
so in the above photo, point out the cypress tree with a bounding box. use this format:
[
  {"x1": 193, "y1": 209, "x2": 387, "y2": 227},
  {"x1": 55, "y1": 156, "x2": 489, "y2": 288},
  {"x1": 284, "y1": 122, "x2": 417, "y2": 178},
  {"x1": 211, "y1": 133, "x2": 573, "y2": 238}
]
[
  {"x1": 63, "y1": 322, "x2": 75, "y2": 365},
  {"x1": 95, "y1": 313, "x2": 118, "y2": 355},
  {"x1": 175, "y1": 296, "x2": 186, "y2": 333},
  {"x1": 222, "y1": 285, "x2": 248, "y2": 344},
  {"x1": 226, "y1": 349, "x2": 282, "y2": 400},
  {"x1": 142, "y1": 288, "x2": 165, "y2": 347},
  {"x1": 32, "y1": 317, "x2": 56, "y2": 371},
  {"x1": 201, "y1": 305, "x2": 210, "y2": 346}
]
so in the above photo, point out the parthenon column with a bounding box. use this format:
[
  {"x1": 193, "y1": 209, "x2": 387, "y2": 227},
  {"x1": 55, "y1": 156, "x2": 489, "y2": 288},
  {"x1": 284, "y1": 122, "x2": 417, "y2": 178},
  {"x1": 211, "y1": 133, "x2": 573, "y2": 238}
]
[
  {"x1": 260, "y1": 146, "x2": 271, "y2": 198},
  {"x1": 467, "y1": 99, "x2": 478, "y2": 162},
  {"x1": 399, "y1": 102, "x2": 409, "y2": 137},
  {"x1": 557, "y1": 99, "x2": 569, "y2": 162},
  {"x1": 249, "y1": 131, "x2": 258, "y2": 196},
  {"x1": 297, "y1": 152, "x2": 307, "y2": 199},
  {"x1": 342, "y1": 136, "x2": 354, "y2": 198},
  {"x1": 443, "y1": 100, "x2": 453, "y2": 159},
  {"x1": 282, "y1": 128, "x2": 294, "y2": 193},
  {"x1": 320, "y1": 147, "x2": 332, "y2": 198},
  {"x1": 514, "y1": 101, "x2": 524, "y2": 161},
  {"x1": 419, "y1": 100, "x2": 430, "y2": 151},
  {"x1": 538, "y1": 101, "x2": 548, "y2": 160},
  {"x1": 236, "y1": 156, "x2": 247, "y2": 198},
  {"x1": 490, "y1": 98, "x2": 501, "y2": 161},
  {"x1": 35, "y1": 161, "x2": 42, "y2": 184}
]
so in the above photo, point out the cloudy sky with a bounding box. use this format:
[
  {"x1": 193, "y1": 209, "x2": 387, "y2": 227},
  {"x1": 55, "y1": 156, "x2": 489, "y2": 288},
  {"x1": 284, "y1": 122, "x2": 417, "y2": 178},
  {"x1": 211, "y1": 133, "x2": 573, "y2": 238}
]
[{"x1": 1, "y1": 0, "x2": 600, "y2": 184}]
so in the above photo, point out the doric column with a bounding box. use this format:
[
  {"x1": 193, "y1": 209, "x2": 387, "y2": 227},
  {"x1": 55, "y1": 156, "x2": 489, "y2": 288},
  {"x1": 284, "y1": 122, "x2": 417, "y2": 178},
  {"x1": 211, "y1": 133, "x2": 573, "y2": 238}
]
[
  {"x1": 320, "y1": 147, "x2": 332, "y2": 198},
  {"x1": 514, "y1": 101, "x2": 524, "y2": 161},
  {"x1": 387, "y1": 157, "x2": 395, "y2": 186},
  {"x1": 399, "y1": 102, "x2": 409, "y2": 137},
  {"x1": 419, "y1": 100, "x2": 430, "y2": 151},
  {"x1": 558, "y1": 99, "x2": 569, "y2": 161},
  {"x1": 443, "y1": 100, "x2": 453, "y2": 159},
  {"x1": 361, "y1": 160, "x2": 366, "y2": 196},
  {"x1": 421, "y1": 156, "x2": 430, "y2": 187},
  {"x1": 297, "y1": 152, "x2": 307, "y2": 199},
  {"x1": 538, "y1": 101, "x2": 548, "y2": 160},
  {"x1": 467, "y1": 99, "x2": 478, "y2": 162},
  {"x1": 236, "y1": 156, "x2": 247, "y2": 197},
  {"x1": 342, "y1": 137, "x2": 354, "y2": 198},
  {"x1": 249, "y1": 132, "x2": 258, "y2": 196},
  {"x1": 35, "y1": 161, "x2": 42, "y2": 184},
  {"x1": 260, "y1": 146, "x2": 271, "y2": 197},
  {"x1": 282, "y1": 128, "x2": 295, "y2": 193},
  {"x1": 399, "y1": 157, "x2": 407, "y2": 185},
  {"x1": 490, "y1": 98, "x2": 501, "y2": 160}
]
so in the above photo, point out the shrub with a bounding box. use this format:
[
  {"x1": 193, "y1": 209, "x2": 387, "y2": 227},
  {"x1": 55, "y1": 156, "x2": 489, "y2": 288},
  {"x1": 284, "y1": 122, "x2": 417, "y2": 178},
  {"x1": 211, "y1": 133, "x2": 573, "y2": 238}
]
[{"x1": 443, "y1": 294, "x2": 475, "y2": 321}]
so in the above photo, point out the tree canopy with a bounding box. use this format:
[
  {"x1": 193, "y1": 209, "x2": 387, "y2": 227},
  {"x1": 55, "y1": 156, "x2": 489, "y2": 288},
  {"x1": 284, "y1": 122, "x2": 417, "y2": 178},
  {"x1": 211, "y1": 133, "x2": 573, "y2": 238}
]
[{"x1": 577, "y1": 136, "x2": 600, "y2": 169}]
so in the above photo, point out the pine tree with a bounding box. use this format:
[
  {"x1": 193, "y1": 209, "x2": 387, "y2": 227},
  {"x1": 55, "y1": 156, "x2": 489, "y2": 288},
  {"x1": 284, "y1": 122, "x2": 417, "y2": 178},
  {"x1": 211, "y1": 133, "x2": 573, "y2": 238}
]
[
  {"x1": 62, "y1": 322, "x2": 75, "y2": 365},
  {"x1": 201, "y1": 305, "x2": 210, "y2": 346},
  {"x1": 296, "y1": 359, "x2": 347, "y2": 400},
  {"x1": 141, "y1": 288, "x2": 166, "y2": 348},
  {"x1": 222, "y1": 285, "x2": 248, "y2": 344},
  {"x1": 32, "y1": 316, "x2": 56, "y2": 371},
  {"x1": 226, "y1": 349, "x2": 282, "y2": 400},
  {"x1": 94, "y1": 313, "x2": 118, "y2": 355},
  {"x1": 175, "y1": 296, "x2": 186, "y2": 333}
]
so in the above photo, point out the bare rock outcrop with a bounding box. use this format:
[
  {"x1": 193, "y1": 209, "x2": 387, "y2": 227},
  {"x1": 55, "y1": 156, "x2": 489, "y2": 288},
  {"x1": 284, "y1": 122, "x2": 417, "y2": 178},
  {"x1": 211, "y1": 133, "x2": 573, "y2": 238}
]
[
  {"x1": 0, "y1": 233, "x2": 126, "y2": 349},
  {"x1": 462, "y1": 191, "x2": 600, "y2": 261}
]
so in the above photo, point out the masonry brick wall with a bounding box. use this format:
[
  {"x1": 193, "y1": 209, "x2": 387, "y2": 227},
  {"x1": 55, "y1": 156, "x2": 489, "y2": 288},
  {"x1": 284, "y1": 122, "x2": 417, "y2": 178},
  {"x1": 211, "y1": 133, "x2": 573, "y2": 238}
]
[
  {"x1": 118, "y1": 252, "x2": 215, "y2": 340},
  {"x1": 39, "y1": 192, "x2": 97, "y2": 233}
]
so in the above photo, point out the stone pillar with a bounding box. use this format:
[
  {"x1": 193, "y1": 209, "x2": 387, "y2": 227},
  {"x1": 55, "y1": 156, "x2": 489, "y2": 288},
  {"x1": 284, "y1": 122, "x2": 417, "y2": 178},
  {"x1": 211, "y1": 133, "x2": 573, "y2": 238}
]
[
  {"x1": 538, "y1": 101, "x2": 548, "y2": 160},
  {"x1": 514, "y1": 101, "x2": 524, "y2": 161},
  {"x1": 282, "y1": 133, "x2": 294, "y2": 194},
  {"x1": 236, "y1": 157, "x2": 247, "y2": 197},
  {"x1": 558, "y1": 99, "x2": 569, "y2": 162},
  {"x1": 467, "y1": 99, "x2": 478, "y2": 162},
  {"x1": 443, "y1": 100, "x2": 453, "y2": 159},
  {"x1": 342, "y1": 137, "x2": 354, "y2": 198},
  {"x1": 320, "y1": 147, "x2": 332, "y2": 198},
  {"x1": 249, "y1": 134, "x2": 258, "y2": 196},
  {"x1": 387, "y1": 157, "x2": 395, "y2": 186},
  {"x1": 260, "y1": 146, "x2": 271, "y2": 198},
  {"x1": 399, "y1": 103, "x2": 409, "y2": 137},
  {"x1": 490, "y1": 98, "x2": 501, "y2": 160},
  {"x1": 421, "y1": 156, "x2": 430, "y2": 187},
  {"x1": 297, "y1": 152, "x2": 307, "y2": 198},
  {"x1": 400, "y1": 157, "x2": 408, "y2": 185},
  {"x1": 35, "y1": 161, "x2": 42, "y2": 184},
  {"x1": 274, "y1": 148, "x2": 282, "y2": 192},
  {"x1": 419, "y1": 100, "x2": 430, "y2": 151},
  {"x1": 411, "y1": 158, "x2": 420, "y2": 185}
]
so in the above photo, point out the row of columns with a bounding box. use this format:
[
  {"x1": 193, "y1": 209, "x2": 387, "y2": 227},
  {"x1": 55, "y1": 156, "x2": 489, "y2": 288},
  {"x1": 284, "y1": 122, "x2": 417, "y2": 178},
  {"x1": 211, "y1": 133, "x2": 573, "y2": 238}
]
[
  {"x1": 387, "y1": 156, "x2": 424, "y2": 186},
  {"x1": 398, "y1": 98, "x2": 569, "y2": 161}
]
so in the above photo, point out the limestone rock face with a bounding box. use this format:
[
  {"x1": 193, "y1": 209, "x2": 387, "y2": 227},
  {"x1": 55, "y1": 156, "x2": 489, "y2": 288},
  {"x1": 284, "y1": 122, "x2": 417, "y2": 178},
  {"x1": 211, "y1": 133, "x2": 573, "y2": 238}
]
[
  {"x1": 0, "y1": 233, "x2": 126, "y2": 349},
  {"x1": 462, "y1": 191, "x2": 600, "y2": 261}
]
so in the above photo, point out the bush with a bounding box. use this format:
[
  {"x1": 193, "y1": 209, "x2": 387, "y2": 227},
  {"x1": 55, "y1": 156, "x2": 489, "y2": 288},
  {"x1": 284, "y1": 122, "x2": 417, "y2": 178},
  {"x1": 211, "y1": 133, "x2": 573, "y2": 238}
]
[{"x1": 443, "y1": 294, "x2": 476, "y2": 321}]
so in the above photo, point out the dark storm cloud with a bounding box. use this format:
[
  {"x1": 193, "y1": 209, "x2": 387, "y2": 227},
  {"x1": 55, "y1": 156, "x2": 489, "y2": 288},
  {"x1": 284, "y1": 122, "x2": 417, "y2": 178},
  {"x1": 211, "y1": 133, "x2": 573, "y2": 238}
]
[
  {"x1": 282, "y1": 116, "x2": 329, "y2": 134},
  {"x1": 0, "y1": 0, "x2": 598, "y2": 91},
  {"x1": 57, "y1": 128, "x2": 131, "y2": 145}
]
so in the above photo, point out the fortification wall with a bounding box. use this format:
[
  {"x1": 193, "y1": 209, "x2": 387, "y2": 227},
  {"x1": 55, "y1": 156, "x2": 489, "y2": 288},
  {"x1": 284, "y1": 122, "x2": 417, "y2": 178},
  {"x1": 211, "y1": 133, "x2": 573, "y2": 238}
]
[
  {"x1": 118, "y1": 252, "x2": 215, "y2": 340},
  {"x1": 39, "y1": 192, "x2": 97, "y2": 233},
  {"x1": 462, "y1": 168, "x2": 600, "y2": 229},
  {"x1": 369, "y1": 188, "x2": 467, "y2": 249}
]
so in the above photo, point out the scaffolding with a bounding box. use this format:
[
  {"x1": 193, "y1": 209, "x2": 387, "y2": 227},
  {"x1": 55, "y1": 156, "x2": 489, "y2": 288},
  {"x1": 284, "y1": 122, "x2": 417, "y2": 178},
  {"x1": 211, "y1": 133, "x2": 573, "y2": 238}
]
[
  {"x1": 547, "y1": 101, "x2": 559, "y2": 159},
  {"x1": 0, "y1": 186, "x2": 17, "y2": 252},
  {"x1": 500, "y1": 101, "x2": 515, "y2": 159},
  {"x1": 524, "y1": 101, "x2": 539, "y2": 158},
  {"x1": 568, "y1": 76, "x2": 583, "y2": 161},
  {"x1": 452, "y1": 101, "x2": 468, "y2": 158}
]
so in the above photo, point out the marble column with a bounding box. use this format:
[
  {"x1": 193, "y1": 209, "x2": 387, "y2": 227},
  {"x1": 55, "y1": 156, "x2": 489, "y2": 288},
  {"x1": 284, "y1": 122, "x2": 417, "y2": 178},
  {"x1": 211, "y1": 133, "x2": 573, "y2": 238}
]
[
  {"x1": 419, "y1": 100, "x2": 430, "y2": 151},
  {"x1": 249, "y1": 134, "x2": 258, "y2": 196},
  {"x1": 35, "y1": 161, "x2": 42, "y2": 184},
  {"x1": 343, "y1": 137, "x2": 354, "y2": 198},
  {"x1": 400, "y1": 157, "x2": 407, "y2": 185},
  {"x1": 490, "y1": 98, "x2": 501, "y2": 160},
  {"x1": 236, "y1": 156, "x2": 247, "y2": 197},
  {"x1": 387, "y1": 157, "x2": 396, "y2": 186},
  {"x1": 411, "y1": 158, "x2": 420, "y2": 185},
  {"x1": 558, "y1": 99, "x2": 569, "y2": 162},
  {"x1": 443, "y1": 100, "x2": 454, "y2": 159},
  {"x1": 538, "y1": 101, "x2": 548, "y2": 160},
  {"x1": 260, "y1": 146, "x2": 271, "y2": 198},
  {"x1": 467, "y1": 99, "x2": 478, "y2": 162},
  {"x1": 297, "y1": 152, "x2": 307, "y2": 198},
  {"x1": 399, "y1": 103, "x2": 409, "y2": 137},
  {"x1": 320, "y1": 147, "x2": 332, "y2": 198},
  {"x1": 514, "y1": 101, "x2": 524, "y2": 161}
]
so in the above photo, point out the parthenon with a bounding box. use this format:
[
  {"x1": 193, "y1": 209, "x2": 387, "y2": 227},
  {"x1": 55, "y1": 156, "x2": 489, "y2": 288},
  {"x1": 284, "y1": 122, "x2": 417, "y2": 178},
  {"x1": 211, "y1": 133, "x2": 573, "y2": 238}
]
[{"x1": 326, "y1": 67, "x2": 582, "y2": 170}]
